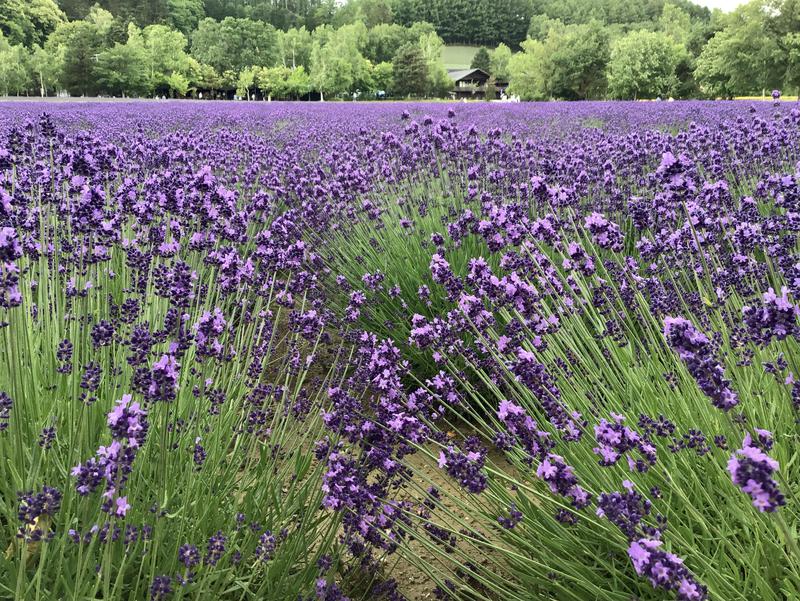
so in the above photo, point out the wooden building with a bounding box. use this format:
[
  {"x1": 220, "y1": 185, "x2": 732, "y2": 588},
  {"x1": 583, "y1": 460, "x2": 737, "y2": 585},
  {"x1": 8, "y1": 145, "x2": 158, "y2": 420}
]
[{"x1": 448, "y1": 68, "x2": 508, "y2": 100}]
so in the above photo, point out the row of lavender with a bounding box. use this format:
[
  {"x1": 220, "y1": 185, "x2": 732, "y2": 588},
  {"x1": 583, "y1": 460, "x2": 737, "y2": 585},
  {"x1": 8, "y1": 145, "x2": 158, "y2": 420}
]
[{"x1": 0, "y1": 100, "x2": 798, "y2": 601}]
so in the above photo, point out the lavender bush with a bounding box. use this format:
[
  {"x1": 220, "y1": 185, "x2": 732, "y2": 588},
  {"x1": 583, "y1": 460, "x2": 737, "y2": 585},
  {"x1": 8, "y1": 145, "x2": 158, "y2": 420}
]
[{"x1": 1, "y1": 100, "x2": 799, "y2": 601}]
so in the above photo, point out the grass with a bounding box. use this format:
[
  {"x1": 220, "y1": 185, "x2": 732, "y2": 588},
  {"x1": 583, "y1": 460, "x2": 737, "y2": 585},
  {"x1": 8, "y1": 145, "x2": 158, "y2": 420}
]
[{"x1": 442, "y1": 46, "x2": 481, "y2": 70}]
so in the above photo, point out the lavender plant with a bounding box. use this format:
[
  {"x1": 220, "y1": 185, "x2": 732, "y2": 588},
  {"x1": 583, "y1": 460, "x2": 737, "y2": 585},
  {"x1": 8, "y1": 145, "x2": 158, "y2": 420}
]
[{"x1": 1, "y1": 99, "x2": 800, "y2": 601}]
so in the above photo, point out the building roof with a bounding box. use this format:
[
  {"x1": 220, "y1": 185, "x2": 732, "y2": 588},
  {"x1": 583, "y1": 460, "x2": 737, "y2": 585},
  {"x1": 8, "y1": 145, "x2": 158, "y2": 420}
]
[{"x1": 447, "y1": 68, "x2": 491, "y2": 82}]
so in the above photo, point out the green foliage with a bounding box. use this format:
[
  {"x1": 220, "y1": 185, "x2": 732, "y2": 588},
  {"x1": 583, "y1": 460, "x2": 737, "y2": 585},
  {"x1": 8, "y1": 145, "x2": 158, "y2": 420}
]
[
  {"x1": 0, "y1": 33, "x2": 30, "y2": 95},
  {"x1": 785, "y1": 32, "x2": 800, "y2": 94},
  {"x1": 143, "y1": 24, "x2": 192, "y2": 93},
  {"x1": 418, "y1": 30, "x2": 451, "y2": 96},
  {"x1": 190, "y1": 17, "x2": 279, "y2": 74},
  {"x1": 46, "y1": 6, "x2": 115, "y2": 96},
  {"x1": 607, "y1": 29, "x2": 685, "y2": 99},
  {"x1": 529, "y1": 0, "x2": 711, "y2": 29},
  {"x1": 204, "y1": 0, "x2": 327, "y2": 29},
  {"x1": 287, "y1": 64, "x2": 312, "y2": 96},
  {"x1": 61, "y1": 0, "x2": 171, "y2": 27},
  {"x1": 0, "y1": 0, "x2": 65, "y2": 48},
  {"x1": 392, "y1": 0, "x2": 533, "y2": 47},
  {"x1": 659, "y1": 2, "x2": 694, "y2": 46},
  {"x1": 391, "y1": 42, "x2": 427, "y2": 97},
  {"x1": 255, "y1": 64, "x2": 314, "y2": 98},
  {"x1": 489, "y1": 43, "x2": 512, "y2": 80},
  {"x1": 508, "y1": 21, "x2": 610, "y2": 100},
  {"x1": 256, "y1": 65, "x2": 287, "y2": 99},
  {"x1": 94, "y1": 23, "x2": 150, "y2": 96},
  {"x1": 470, "y1": 46, "x2": 491, "y2": 72},
  {"x1": 236, "y1": 65, "x2": 257, "y2": 98},
  {"x1": 278, "y1": 27, "x2": 313, "y2": 69},
  {"x1": 191, "y1": 60, "x2": 222, "y2": 92},
  {"x1": 527, "y1": 13, "x2": 562, "y2": 41},
  {"x1": 309, "y1": 22, "x2": 371, "y2": 98},
  {"x1": 165, "y1": 70, "x2": 189, "y2": 95},
  {"x1": 371, "y1": 60, "x2": 393, "y2": 93},
  {"x1": 29, "y1": 43, "x2": 63, "y2": 95},
  {"x1": 2, "y1": 0, "x2": 792, "y2": 99},
  {"x1": 333, "y1": 0, "x2": 393, "y2": 28},
  {"x1": 167, "y1": 0, "x2": 204, "y2": 33},
  {"x1": 694, "y1": 1, "x2": 785, "y2": 97},
  {"x1": 364, "y1": 23, "x2": 411, "y2": 63}
]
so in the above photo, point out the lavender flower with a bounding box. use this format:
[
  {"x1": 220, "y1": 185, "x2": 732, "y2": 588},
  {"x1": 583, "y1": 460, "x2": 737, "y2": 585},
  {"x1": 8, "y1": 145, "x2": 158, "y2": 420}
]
[
  {"x1": 17, "y1": 486, "x2": 62, "y2": 542},
  {"x1": 537, "y1": 454, "x2": 590, "y2": 509},
  {"x1": 584, "y1": 212, "x2": 624, "y2": 252},
  {"x1": 728, "y1": 434, "x2": 785, "y2": 512},
  {"x1": 628, "y1": 538, "x2": 707, "y2": 601},
  {"x1": 0, "y1": 391, "x2": 11, "y2": 431},
  {"x1": 742, "y1": 287, "x2": 799, "y2": 345},
  {"x1": 663, "y1": 317, "x2": 739, "y2": 411},
  {"x1": 438, "y1": 437, "x2": 488, "y2": 494}
]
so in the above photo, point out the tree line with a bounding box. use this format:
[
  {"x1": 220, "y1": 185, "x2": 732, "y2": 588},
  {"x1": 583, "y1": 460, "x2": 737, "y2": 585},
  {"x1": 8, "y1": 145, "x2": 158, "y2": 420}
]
[{"x1": 0, "y1": 0, "x2": 798, "y2": 100}]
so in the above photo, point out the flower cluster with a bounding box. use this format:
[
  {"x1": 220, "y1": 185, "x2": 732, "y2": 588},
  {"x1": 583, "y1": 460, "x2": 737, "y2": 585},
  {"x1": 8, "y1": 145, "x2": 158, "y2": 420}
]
[
  {"x1": 628, "y1": 538, "x2": 707, "y2": 601},
  {"x1": 593, "y1": 414, "x2": 657, "y2": 472},
  {"x1": 438, "y1": 437, "x2": 488, "y2": 494},
  {"x1": 0, "y1": 390, "x2": 11, "y2": 431},
  {"x1": 17, "y1": 485, "x2": 62, "y2": 543},
  {"x1": 728, "y1": 433, "x2": 785, "y2": 512},
  {"x1": 742, "y1": 287, "x2": 799, "y2": 346},
  {"x1": 71, "y1": 395, "x2": 148, "y2": 517},
  {"x1": 663, "y1": 317, "x2": 740, "y2": 411},
  {"x1": 537, "y1": 454, "x2": 590, "y2": 509}
]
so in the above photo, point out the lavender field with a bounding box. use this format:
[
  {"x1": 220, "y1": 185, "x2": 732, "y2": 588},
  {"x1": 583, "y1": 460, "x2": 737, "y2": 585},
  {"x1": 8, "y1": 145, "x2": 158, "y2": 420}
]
[{"x1": 1, "y1": 100, "x2": 799, "y2": 601}]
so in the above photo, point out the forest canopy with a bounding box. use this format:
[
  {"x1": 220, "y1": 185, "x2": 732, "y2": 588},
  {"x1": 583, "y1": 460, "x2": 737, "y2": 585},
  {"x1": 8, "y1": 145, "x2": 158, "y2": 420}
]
[{"x1": 0, "y1": 0, "x2": 797, "y2": 100}]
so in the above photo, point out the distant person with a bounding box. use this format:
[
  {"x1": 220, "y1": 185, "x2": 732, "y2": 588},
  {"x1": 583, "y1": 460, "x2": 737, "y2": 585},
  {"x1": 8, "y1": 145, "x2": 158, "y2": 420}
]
[{"x1": 772, "y1": 89, "x2": 781, "y2": 106}]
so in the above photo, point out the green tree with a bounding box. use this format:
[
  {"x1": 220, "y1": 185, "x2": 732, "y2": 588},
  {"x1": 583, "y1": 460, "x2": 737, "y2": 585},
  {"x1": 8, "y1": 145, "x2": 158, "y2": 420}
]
[
  {"x1": 256, "y1": 65, "x2": 289, "y2": 100},
  {"x1": 371, "y1": 60, "x2": 393, "y2": 93},
  {"x1": 95, "y1": 23, "x2": 149, "y2": 96},
  {"x1": 694, "y1": 0, "x2": 785, "y2": 97},
  {"x1": 29, "y1": 43, "x2": 63, "y2": 96},
  {"x1": 0, "y1": 33, "x2": 29, "y2": 95},
  {"x1": 190, "y1": 17, "x2": 280, "y2": 75},
  {"x1": 334, "y1": 0, "x2": 393, "y2": 28},
  {"x1": 47, "y1": 6, "x2": 115, "y2": 96},
  {"x1": 470, "y1": 46, "x2": 492, "y2": 72},
  {"x1": 391, "y1": 41, "x2": 428, "y2": 97},
  {"x1": 203, "y1": 0, "x2": 327, "y2": 29},
  {"x1": 143, "y1": 24, "x2": 192, "y2": 94},
  {"x1": 190, "y1": 60, "x2": 222, "y2": 95},
  {"x1": 527, "y1": 13, "x2": 562, "y2": 41},
  {"x1": 309, "y1": 22, "x2": 370, "y2": 99},
  {"x1": 507, "y1": 38, "x2": 538, "y2": 99},
  {"x1": 165, "y1": 71, "x2": 189, "y2": 96},
  {"x1": 659, "y1": 2, "x2": 693, "y2": 46},
  {"x1": 167, "y1": 0, "x2": 205, "y2": 34},
  {"x1": 286, "y1": 65, "x2": 312, "y2": 97},
  {"x1": 417, "y1": 30, "x2": 450, "y2": 96},
  {"x1": 607, "y1": 29, "x2": 684, "y2": 99},
  {"x1": 0, "y1": 0, "x2": 65, "y2": 48},
  {"x1": 392, "y1": 0, "x2": 532, "y2": 47},
  {"x1": 364, "y1": 23, "x2": 408, "y2": 63},
  {"x1": 785, "y1": 32, "x2": 800, "y2": 94},
  {"x1": 489, "y1": 43, "x2": 512, "y2": 80},
  {"x1": 277, "y1": 27, "x2": 312, "y2": 69},
  {"x1": 236, "y1": 65, "x2": 257, "y2": 99},
  {"x1": 508, "y1": 21, "x2": 609, "y2": 100}
]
